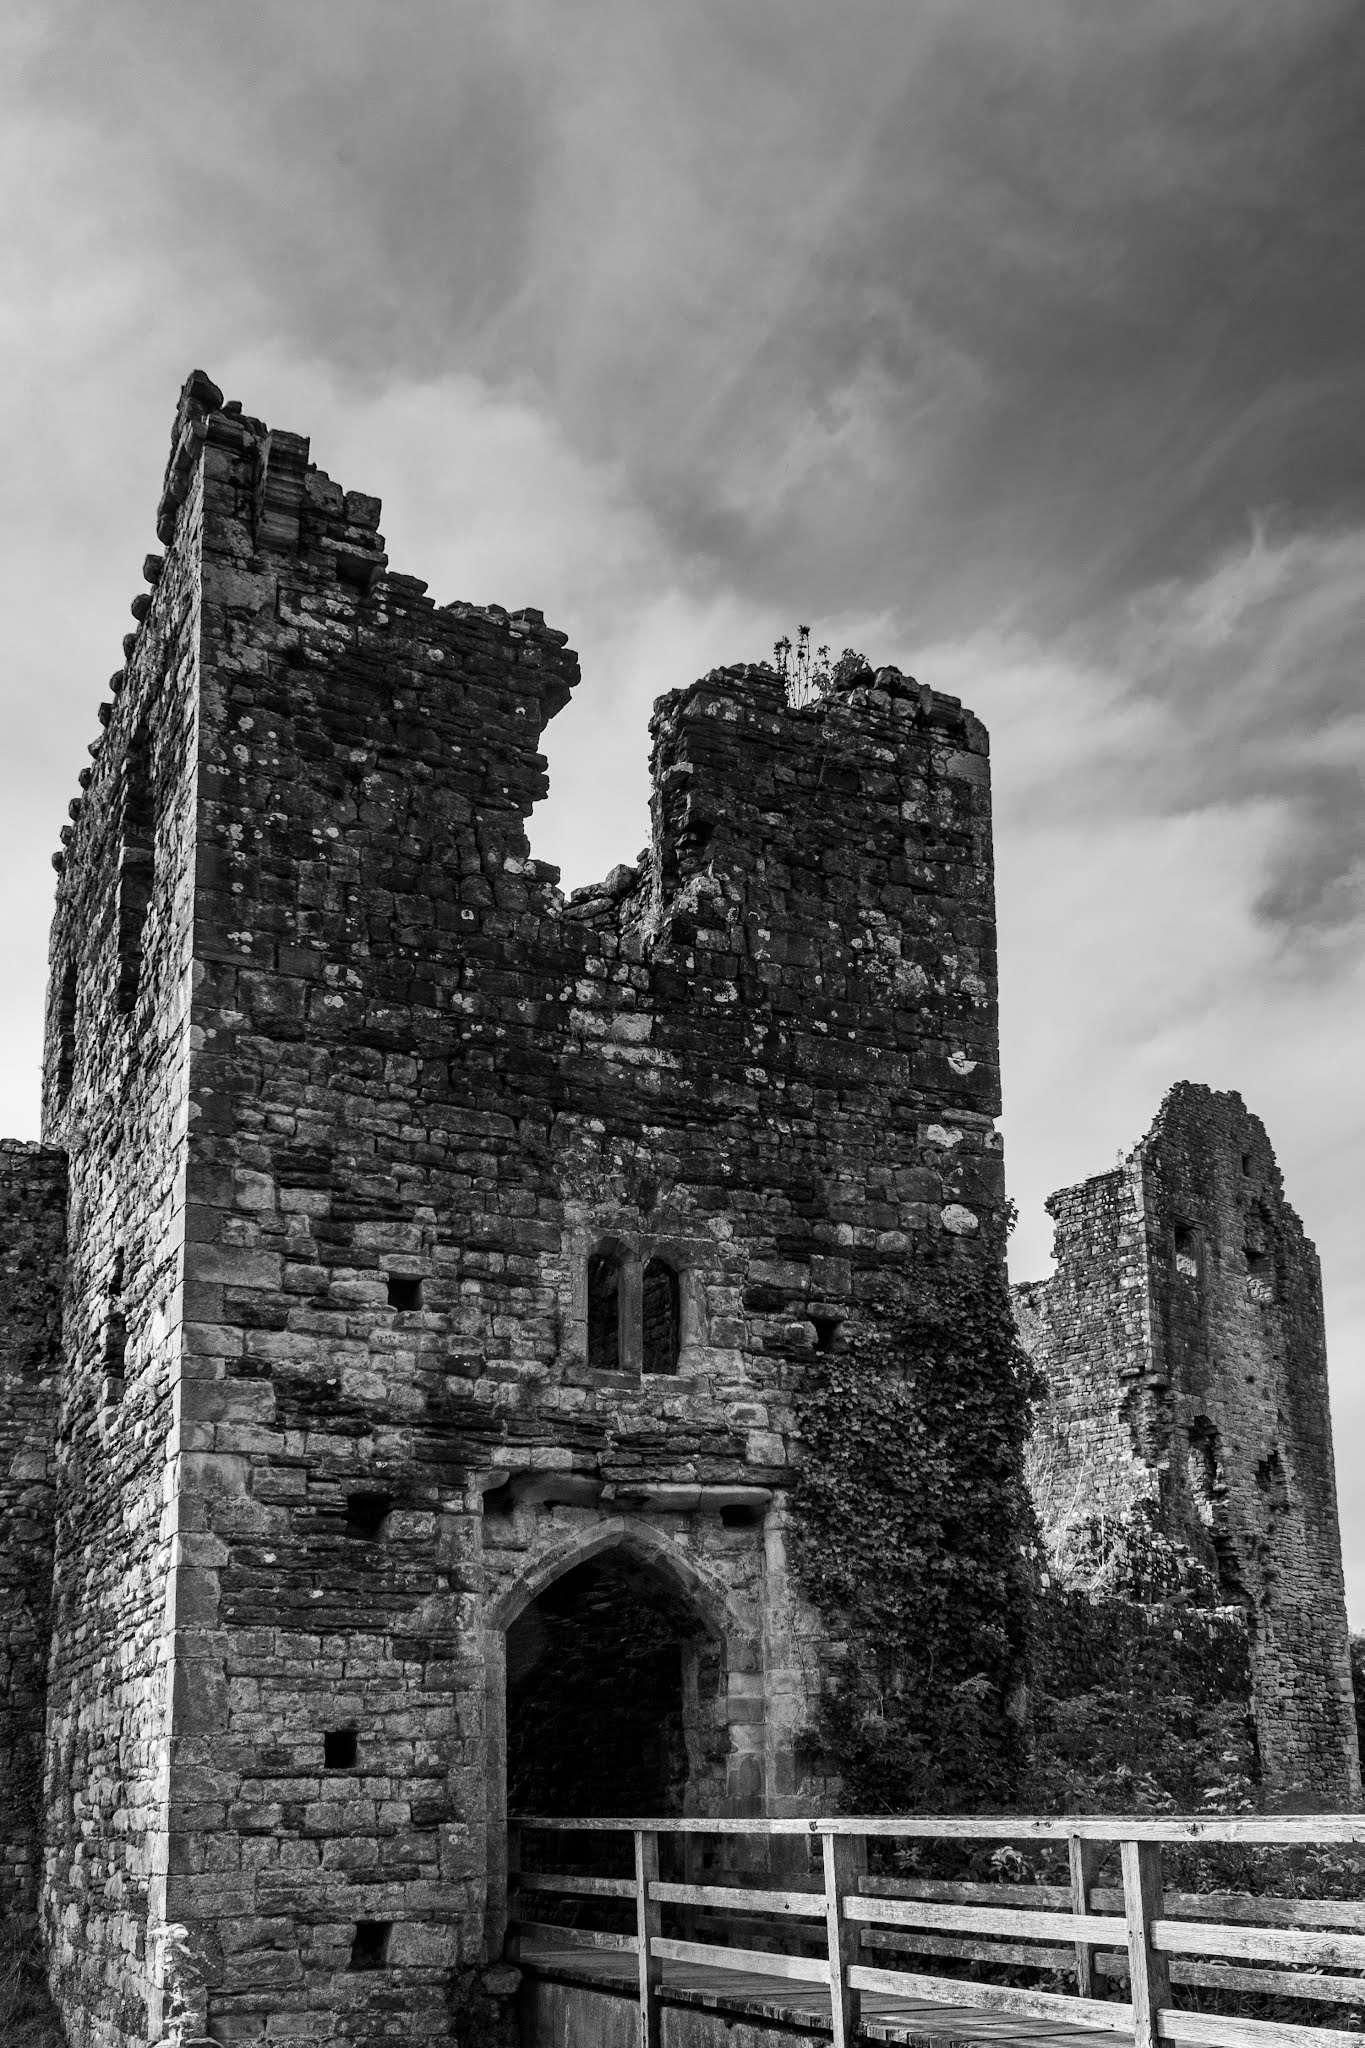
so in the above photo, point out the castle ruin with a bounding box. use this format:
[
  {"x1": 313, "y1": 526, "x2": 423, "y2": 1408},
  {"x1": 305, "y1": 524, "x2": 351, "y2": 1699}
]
[
  {"x1": 0, "y1": 373, "x2": 1356, "y2": 2047},
  {"x1": 1016, "y1": 1083, "x2": 1360, "y2": 1807},
  {"x1": 0, "y1": 373, "x2": 1005, "y2": 2043}
]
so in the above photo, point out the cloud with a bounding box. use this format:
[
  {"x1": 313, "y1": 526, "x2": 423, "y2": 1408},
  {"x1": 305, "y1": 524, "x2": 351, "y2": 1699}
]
[{"x1": 3, "y1": 0, "x2": 1365, "y2": 1618}]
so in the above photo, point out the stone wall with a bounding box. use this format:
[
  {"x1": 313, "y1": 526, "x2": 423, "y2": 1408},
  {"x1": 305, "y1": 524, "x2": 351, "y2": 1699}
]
[
  {"x1": 1018, "y1": 1083, "x2": 1361, "y2": 1807},
  {"x1": 39, "y1": 381, "x2": 207, "y2": 2039},
  {"x1": 0, "y1": 1140, "x2": 66, "y2": 1925},
  {"x1": 22, "y1": 371, "x2": 1007, "y2": 2045}
]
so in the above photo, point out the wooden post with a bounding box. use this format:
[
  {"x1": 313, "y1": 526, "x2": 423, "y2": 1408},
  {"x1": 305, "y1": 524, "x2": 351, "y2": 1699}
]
[
  {"x1": 635, "y1": 1828, "x2": 663, "y2": 2048},
  {"x1": 1121, "y1": 1838, "x2": 1171, "y2": 2048},
  {"x1": 822, "y1": 1830, "x2": 866, "y2": 2048},
  {"x1": 1069, "y1": 1832, "x2": 1103, "y2": 1998}
]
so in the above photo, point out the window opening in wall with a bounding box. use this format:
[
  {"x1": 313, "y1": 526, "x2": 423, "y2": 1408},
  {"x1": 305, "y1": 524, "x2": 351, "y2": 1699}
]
[
  {"x1": 721, "y1": 1503, "x2": 763, "y2": 1530},
  {"x1": 1256, "y1": 1448, "x2": 1289, "y2": 1504},
  {"x1": 102, "y1": 1247, "x2": 127, "y2": 1406},
  {"x1": 344, "y1": 1491, "x2": 393, "y2": 1540},
  {"x1": 116, "y1": 725, "x2": 155, "y2": 1015},
  {"x1": 642, "y1": 1258, "x2": 681, "y2": 1375},
  {"x1": 386, "y1": 1273, "x2": 423, "y2": 1311},
  {"x1": 1186, "y1": 1418, "x2": 1245, "y2": 1603},
  {"x1": 349, "y1": 1922, "x2": 391, "y2": 1972},
  {"x1": 55, "y1": 960, "x2": 77, "y2": 1105},
  {"x1": 1172, "y1": 1223, "x2": 1198, "y2": 1279},
  {"x1": 324, "y1": 1729, "x2": 358, "y2": 1769},
  {"x1": 1241, "y1": 1152, "x2": 1253, "y2": 1176},
  {"x1": 812, "y1": 1315, "x2": 839, "y2": 1354},
  {"x1": 587, "y1": 1252, "x2": 622, "y2": 1371},
  {"x1": 483, "y1": 1480, "x2": 516, "y2": 1518},
  {"x1": 1245, "y1": 1208, "x2": 1277, "y2": 1302}
]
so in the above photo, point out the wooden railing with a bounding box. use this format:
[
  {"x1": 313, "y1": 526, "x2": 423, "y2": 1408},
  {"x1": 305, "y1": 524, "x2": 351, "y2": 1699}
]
[{"x1": 509, "y1": 1814, "x2": 1365, "y2": 2048}]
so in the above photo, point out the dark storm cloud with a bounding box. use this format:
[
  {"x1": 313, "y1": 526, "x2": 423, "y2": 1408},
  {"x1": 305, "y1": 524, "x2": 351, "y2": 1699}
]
[{"x1": 22, "y1": 1, "x2": 1365, "y2": 617}]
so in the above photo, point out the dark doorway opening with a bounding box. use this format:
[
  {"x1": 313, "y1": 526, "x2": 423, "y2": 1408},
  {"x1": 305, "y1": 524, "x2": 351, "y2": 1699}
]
[{"x1": 506, "y1": 1552, "x2": 709, "y2": 1820}]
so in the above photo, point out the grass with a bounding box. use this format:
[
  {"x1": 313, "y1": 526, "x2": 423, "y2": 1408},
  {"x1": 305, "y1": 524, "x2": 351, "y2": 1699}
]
[{"x1": 0, "y1": 1917, "x2": 64, "y2": 2047}]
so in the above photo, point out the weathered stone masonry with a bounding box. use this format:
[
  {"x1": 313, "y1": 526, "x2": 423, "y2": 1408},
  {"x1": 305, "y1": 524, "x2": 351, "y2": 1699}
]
[
  {"x1": 0, "y1": 1141, "x2": 66, "y2": 1927},
  {"x1": 1016, "y1": 1083, "x2": 1361, "y2": 1807},
  {"x1": 8, "y1": 371, "x2": 1005, "y2": 2046}
]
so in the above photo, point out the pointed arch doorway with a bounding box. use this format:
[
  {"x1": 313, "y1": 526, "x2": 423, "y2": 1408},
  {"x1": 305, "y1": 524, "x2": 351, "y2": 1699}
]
[{"x1": 483, "y1": 1523, "x2": 757, "y2": 1955}]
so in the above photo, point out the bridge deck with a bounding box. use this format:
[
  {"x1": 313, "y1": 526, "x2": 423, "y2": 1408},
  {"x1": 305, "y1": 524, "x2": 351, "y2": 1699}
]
[{"x1": 522, "y1": 1944, "x2": 1135, "y2": 2048}]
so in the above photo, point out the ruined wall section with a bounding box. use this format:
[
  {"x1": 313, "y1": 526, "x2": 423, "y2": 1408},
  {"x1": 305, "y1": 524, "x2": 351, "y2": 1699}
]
[
  {"x1": 1016, "y1": 1157, "x2": 1157, "y2": 1578},
  {"x1": 1017, "y1": 1083, "x2": 1360, "y2": 1806},
  {"x1": 149, "y1": 386, "x2": 1005, "y2": 2043},
  {"x1": 1140, "y1": 1084, "x2": 1359, "y2": 1804},
  {"x1": 38, "y1": 381, "x2": 207, "y2": 2037},
  {"x1": 0, "y1": 1142, "x2": 66, "y2": 1924}
]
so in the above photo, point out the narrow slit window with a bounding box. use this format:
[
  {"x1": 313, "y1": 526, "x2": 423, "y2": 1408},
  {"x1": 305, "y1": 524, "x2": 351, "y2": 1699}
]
[
  {"x1": 55, "y1": 959, "x2": 77, "y2": 1105},
  {"x1": 642, "y1": 1258, "x2": 681, "y2": 1375},
  {"x1": 116, "y1": 725, "x2": 155, "y2": 1015},
  {"x1": 587, "y1": 1253, "x2": 621, "y2": 1371},
  {"x1": 102, "y1": 1247, "x2": 127, "y2": 1406}
]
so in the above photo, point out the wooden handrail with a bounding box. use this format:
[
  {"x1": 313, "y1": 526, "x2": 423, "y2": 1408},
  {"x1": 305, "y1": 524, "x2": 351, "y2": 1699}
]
[{"x1": 510, "y1": 1813, "x2": 1365, "y2": 2047}]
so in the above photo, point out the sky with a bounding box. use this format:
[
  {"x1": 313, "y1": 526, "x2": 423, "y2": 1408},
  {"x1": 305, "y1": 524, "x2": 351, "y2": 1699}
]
[{"x1": 3, "y1": 1, "x2": 1364, "y2": 1618}]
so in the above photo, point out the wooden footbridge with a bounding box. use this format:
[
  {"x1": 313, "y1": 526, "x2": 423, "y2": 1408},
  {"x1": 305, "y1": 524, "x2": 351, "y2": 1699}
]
[{"x1": 509, "y1": 1813, "x2": 1365, "y2": 2048}]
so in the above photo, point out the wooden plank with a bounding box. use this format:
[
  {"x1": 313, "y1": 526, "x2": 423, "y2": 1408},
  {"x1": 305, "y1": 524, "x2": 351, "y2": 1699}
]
[
  {"x1": 1153, "y1": 1919, "x2": 1365, "y2": 1971},
  {"x1": 1097, "y1": 1948, "x2": 1365, "y2": 2002},
  {"x1": 846, "y1": 1896, "x2": 1124, "y2": 1945},
  {"x1": 636, "y1": 1829, "x2": 663, "y2": 2048},
  {"x1": 864, "y1": 1877, "x2": 1076, "y2": 1911},
  {"x1": 825, "y1": 1829, "x2": 866, "y2": 2048},
  {"x1": 517, "y1": 1920, "x2": 638, "y2": 1953},
  {"x1": 1122, "y1": 1839, "x2": 1170, "y2": 2048},
  {"x1": 1095, "y1": 1889, "x2": 1365, "y2": 1933},
  {"x1": 1072, "y1": 1833, "x2": 1106, "y2": 2000},
  {"x1": 513, "y1": 1811, "x2": 1365, "y2": 1844},
  {"x1": 649, "y1": 1935, "x2": 832, "y2": 1985},
  {"x1": 517, "y1": 1870, "x2": 638, "y2": 1899},
  {"x1": 862, "y1": 1926, "x2": 1077, "y2": 1971},
  {"x1": 847, "y1": 1960, "x2": 1134, "y2": 2032},
  {"x1": 650, "y1": 1880, "x2": 825, "y2": 1918},
  {"x1": 1158, "y1": 2010, "x2": 1365, "y2": 2048}
]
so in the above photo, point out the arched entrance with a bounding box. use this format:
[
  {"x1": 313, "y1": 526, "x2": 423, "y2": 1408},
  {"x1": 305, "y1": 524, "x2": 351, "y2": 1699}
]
[
  {"x1": 506, "y1": 1550, "x2": 718, "y2": 1818},
  {"x1": 483, "y1": 1523, "x2": 755, "y2": 1954}
]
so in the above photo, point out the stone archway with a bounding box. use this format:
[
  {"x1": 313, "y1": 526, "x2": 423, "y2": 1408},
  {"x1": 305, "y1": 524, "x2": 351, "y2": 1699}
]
[{"x1": 482, "y1": 1520, "x2": 760, "y2": 1956}]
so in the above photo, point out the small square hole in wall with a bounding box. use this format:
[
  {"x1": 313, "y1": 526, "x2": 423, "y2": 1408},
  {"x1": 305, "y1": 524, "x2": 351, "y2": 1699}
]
[
  {"x1": 812, "y1": 1316, "x2": 839, "y2": 1354},
  {"x1": 387, "y1": 1274, "x2": 423, "y2": 1312},
  {"x1": 324, "y1": 1729, "x2": 358, "y2": 1770},
  {"x1": 345, "y1": 1492, "x2": 393, "y2": 1540},
  {"x1": 721, "y1": 1504, "x2": 764, "y2": 1530},
  {"x1": 349, "y1": 1921, "x2": 391, "y2": 1971}
]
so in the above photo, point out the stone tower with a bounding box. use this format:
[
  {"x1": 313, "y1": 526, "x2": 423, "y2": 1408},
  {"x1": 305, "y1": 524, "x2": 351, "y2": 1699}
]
[
  {"x1": 1016, "y1": 1082, "x2": 1360, "y2": 1807},
  {"x1": 2, "y1": 372, "x2": 1006, "y2": 2044}
]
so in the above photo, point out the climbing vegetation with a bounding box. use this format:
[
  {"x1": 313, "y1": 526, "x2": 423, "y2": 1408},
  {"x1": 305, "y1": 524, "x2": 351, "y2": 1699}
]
[{"x1": 790, "y1": 1252, "x2": 1041, "y2": 1811}]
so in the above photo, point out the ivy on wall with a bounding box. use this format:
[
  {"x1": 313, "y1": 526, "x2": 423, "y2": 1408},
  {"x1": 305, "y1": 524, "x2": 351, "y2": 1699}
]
[{"x1": 790, "y1": 1252, "x2": 1041, "y2": 1812}]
